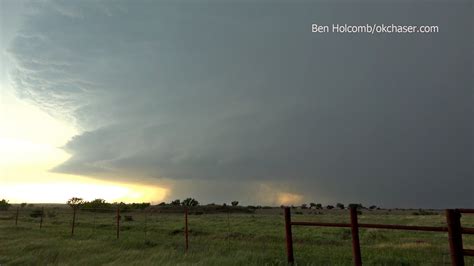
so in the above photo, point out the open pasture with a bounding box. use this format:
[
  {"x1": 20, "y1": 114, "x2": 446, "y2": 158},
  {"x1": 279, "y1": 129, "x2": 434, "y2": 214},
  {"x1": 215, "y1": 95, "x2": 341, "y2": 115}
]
[{"x1": 0, "y1": 207, "x2": 473, "y2": 265}]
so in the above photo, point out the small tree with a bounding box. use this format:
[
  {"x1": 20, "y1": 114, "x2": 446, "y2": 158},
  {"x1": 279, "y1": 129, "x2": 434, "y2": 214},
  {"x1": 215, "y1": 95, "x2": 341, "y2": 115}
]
[
  {"x1": 231, "y1": 201, "x2": 239, "y2": 207},
  {"x1": 369, "y1": 205, "x2": 377, "y2": 210},
  {"x1": 170, "y1": 199, "x2": 181, "y2": 206},
  {"x1": 67, "y1": 197, "x2": 84, "y2": 209},
  {"x1": 336, "y1": 203, "x2": 345, "y2": 209},
  {"x1": 348, "y1": 203, "x2": 363, "y2": 210},
  {"x1": 81, "y1": 198, "x2": 114, "y2": 211},
  {"x1": 90, "y1": 198, "x2": 106, "y2": 205},
  {"x1": 21, "y1": 203, "x2": 27, "y2": 208},
  {"x1": 115, "y1": 201, "x2": 128, "y2": 211},
  {"x1": 86, "y1": 199, "x2": 109, "y2": 209},
  {"x1": 326, "y1": 205, "x2": 334, "y2": 210},
  {"x1": 309, "y1": 203, "x2": 317, "y2": 209},
  {"x1": 181, "y1": 198, "x2": 199, "y2": 207},
  {"x1": 315, "y1": 203, "x2": 323, "y2": 210},
  {"x1": 0, "y1": 199, "x2": 10, "y2": 211},
  {"x1": 301, "y1": 203, "x2": 308, "y2": 209}
]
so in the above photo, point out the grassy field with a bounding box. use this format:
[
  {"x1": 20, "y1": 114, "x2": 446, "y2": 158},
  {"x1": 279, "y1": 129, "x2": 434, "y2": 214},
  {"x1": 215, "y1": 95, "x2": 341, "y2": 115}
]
[{"x1": 0, "y1": 206, "x2": 473, "y2": 265}]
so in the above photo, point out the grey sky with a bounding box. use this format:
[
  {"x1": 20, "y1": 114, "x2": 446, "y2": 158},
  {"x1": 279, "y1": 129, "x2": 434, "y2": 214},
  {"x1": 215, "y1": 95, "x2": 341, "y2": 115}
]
[{"x1": 3, "y1": 0, "x2": 473, "y2": 207}]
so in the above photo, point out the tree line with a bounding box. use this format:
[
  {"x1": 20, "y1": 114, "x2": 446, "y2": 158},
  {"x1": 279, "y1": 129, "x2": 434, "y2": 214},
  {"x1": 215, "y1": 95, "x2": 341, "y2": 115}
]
[
  {"x1": 291, "y1": 203, "x2": 378, "y2": 210},
  {"x1": 0, "y1": 198, "x2": 379, "y2": 211}
]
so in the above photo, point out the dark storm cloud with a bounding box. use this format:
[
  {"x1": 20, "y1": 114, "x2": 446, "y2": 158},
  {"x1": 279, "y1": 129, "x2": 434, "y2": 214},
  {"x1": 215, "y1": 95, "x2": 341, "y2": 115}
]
[{"x1": 8, "y1": 0, "x2": 473, "y2": 207}]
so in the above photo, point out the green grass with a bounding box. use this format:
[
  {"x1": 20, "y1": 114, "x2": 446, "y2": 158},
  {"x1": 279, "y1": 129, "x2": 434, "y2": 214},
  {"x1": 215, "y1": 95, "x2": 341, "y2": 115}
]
[{"x1": 0, "y1": 208, "x2": 473, "y2": 265}]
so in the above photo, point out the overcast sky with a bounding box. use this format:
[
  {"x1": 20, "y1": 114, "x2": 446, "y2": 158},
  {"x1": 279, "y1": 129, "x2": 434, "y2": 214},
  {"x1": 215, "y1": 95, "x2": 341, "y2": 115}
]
[{"x1": 2, "y1": 0, "x2": 472, "y2": 208}]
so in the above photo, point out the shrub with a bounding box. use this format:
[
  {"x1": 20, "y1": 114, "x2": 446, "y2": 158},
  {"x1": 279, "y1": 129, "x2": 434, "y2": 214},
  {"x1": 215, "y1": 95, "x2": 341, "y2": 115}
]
[
  {"x1": 30, "y1": 209, "x2": 43, "y2": 218},
  {"x1": 82, "y1": 199, "x2": 111, "y2": 210},
  {"x1": 362, "y1": 229, "x2": 388, "y2": 243},
  {"x1": 336, "y1": 203, "x2": 345, "y2": 209},
  {"x1": 47, "y1": 210, "x2": 57, "y2": 218},
  {"x1": 144, "y1": 240, "x2": 158, "y2": 247},
  {"x1": 0, "y1": 199, "x2": 10, "y2": 211},
  {"x1": 128, "y1": 202, "x2": 151, "y2": 210},
  {"x1": 231, "y1": 201, "x2": 239, "y2": 206},
  {"x1": 413, "y1": 209, "x2": 437, "y2": 215}
]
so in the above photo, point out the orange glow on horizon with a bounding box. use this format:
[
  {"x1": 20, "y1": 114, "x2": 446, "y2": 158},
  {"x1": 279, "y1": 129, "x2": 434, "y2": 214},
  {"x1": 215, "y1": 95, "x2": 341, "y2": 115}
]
[{"x1": 277, "y1": 192, "x2": 304, "y2": 205}]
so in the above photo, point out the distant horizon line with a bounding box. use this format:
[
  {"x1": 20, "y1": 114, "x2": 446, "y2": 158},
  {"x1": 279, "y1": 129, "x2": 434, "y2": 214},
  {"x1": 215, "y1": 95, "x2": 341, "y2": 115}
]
[{"x1": 4, "y1": 202, "x2": 467, "y2": 210}]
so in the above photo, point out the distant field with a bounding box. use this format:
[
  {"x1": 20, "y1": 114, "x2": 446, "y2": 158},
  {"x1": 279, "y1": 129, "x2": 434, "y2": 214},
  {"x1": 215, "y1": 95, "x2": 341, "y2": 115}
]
[{"x1": 0, "y1": 206, "x2": 473, "y2": 265}]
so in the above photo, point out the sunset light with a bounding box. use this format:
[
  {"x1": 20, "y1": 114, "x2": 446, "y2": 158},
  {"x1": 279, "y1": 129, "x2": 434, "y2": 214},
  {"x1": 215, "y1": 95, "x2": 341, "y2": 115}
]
[
  {"x1": 0, "y1": 177, "x2": 168, "y2": 204},
  {"x1": 0, "y1": 82, "x2": 167, "y2": 204}
]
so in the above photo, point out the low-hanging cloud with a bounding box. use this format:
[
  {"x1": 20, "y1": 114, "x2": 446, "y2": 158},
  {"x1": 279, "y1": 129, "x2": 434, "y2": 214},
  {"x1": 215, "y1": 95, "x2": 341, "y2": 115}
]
[{"x1": 7, "y1": 0, "x2": 473, "y2": 207}]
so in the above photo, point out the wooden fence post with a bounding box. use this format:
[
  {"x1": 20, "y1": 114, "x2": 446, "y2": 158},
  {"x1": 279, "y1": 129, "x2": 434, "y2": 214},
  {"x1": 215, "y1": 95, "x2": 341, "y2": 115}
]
[
  {"x1": 39, "y1": 207, "x2": 44, "y2": 229},
  {"x1": 71, "y1": 207, "x2": 76, "y2": 236},
  {"x1": 144, "y1": 211, "x2": 148, "y2": 241},
  {"x1": 350, "y1": 206, "x2": 362, "y2": 266},
  {"x1": 227, "y1": 208, "x2": 231, "y2": 251},
  {"x1": 15, "y1": 207, "x2": 19, "y2": 226},
  {"x1": 92, "y1": 210, "x2": 96, "y2": 234},
  {"x1": 185, "y1": 207, "x2": 189, "y2": 252},
  {"x1": 446, "y1": 209, "x2": 464, "y2": 266},
  {"x1": 116, "y1": 206, "x2": 120, "y2": 239},
  {"x1": 284, "y1": 207, "x2": 294, "y2": 264}
]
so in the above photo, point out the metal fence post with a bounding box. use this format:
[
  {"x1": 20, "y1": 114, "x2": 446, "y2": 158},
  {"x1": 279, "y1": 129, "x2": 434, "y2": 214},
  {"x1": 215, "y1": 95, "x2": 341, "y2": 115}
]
[
  {"x1": 71, "y1": 207, "x2": 76, "y2": 236},
  {"x1": 15, "y1": 207, "x2": 19, "y2": 226},
  {"x1": 92, "y1": 210, "x2": 96, "y2": 234},
  {"x1": 144, "y1": 211, "x2": 148, "y2": 241},
  {"x1": 39, "y1": 207, "x2": 44, "y2": 229},
  {"x1": 350, "y1": 206, "x2": 362, "y2": 266},
  {"x1": 116, "y1": 206, "x2": 120, "y2": 239},
  {"x1": 446, "y1": 209, "x2": 464, "y2": 266},
  {"x1": 185, "y1": 207, "x2": 189, "y2": 252},
  {"x1": 227, "y1": 208, "x2": 231, "y2": 251},
  {"x1": 284, "y1": 207, "x2": 294, "y2": 264}
]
